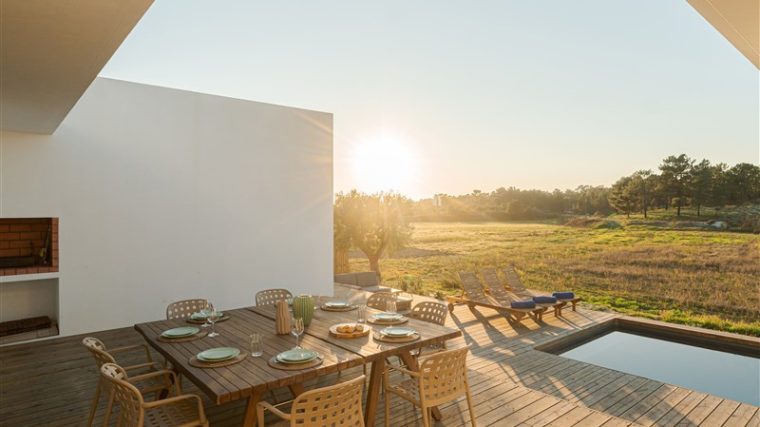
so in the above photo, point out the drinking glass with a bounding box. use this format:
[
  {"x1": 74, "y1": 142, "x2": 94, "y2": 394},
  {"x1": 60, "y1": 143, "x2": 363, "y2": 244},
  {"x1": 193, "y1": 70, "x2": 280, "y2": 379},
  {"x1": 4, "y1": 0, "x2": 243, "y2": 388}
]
[
  {"x1": 200, "y1": 302, "x2": 212, "y2": 328},
  {"x1": 291, "y1": 317, "x2": 304, "y2": 349},
  {"x1": 207, "y1": 305, "x2": 221, "y2": 337},
  {"x1": 386, "y1": 299, "x2": 397, "y2": 315},
  {"x1": 249, "y1": 333, "x2": 263, "y2": 357},
  {"x1": 356, "y1": 305, "x2": 367, "y2": 323}
]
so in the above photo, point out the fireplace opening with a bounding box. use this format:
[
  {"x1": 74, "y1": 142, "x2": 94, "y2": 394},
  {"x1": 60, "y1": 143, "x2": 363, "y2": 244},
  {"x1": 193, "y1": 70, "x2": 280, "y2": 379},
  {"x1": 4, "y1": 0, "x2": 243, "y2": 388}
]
[{"x1": 0, "y1": 218, "x2": 59, "y2": 276}]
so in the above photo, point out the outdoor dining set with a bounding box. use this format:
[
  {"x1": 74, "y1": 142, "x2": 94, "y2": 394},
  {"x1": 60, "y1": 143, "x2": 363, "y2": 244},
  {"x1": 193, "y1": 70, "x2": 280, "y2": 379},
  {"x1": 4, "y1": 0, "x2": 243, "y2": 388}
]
[{"x1": 82, "y1": 289, "x2": 475, "y2": 427}]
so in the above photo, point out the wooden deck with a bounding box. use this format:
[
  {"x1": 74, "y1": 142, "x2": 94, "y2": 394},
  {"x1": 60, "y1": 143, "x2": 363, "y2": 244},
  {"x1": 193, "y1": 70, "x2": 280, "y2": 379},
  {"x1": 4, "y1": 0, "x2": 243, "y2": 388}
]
[{"x1": 1, "y1": 288, "x2": 757, "y2": 426}]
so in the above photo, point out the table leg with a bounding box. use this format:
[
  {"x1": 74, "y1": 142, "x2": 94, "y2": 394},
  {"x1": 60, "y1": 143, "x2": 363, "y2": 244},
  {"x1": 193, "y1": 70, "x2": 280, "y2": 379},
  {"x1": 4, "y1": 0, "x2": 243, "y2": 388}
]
[
  {"x1": 399, "y1": 352, "x2": 443, "y2": 420},
  {"x1": 242, "y1": 390, "x2": 264, "y2": 427},
  {"x1": 289, "y1": 383, "x2": 305, "y2": 398},
  {"x1": 364, "y1": 358, "x2": 385, "y2": 426}
]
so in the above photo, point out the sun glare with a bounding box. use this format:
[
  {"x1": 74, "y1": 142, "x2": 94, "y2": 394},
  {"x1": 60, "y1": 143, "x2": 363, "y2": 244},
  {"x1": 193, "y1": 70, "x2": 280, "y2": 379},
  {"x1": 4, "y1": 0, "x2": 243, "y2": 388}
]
[{"x1": 351, "y1": 132, "x2": 417, "y2": 194}]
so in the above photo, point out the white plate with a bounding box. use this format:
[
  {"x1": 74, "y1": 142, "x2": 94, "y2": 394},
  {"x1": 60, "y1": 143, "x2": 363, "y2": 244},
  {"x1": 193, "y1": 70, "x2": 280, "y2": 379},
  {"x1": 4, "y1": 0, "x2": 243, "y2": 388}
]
[
  {"x1": 381, "y1": 326, "x2": 415, "y2": 337},
  {"x1": 325, "y1": 301, "x2": 350, "y2": 308},
  {"x1": 276, "y1": 349, "x2": 318, "y2": 364}
]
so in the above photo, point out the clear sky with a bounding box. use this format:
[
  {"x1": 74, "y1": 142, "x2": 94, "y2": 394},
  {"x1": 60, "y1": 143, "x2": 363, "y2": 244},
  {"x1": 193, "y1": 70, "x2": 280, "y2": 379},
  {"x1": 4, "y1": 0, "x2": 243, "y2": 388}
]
[{"x1": 101, "y1": 0, "x2": 759, "y2": 200}]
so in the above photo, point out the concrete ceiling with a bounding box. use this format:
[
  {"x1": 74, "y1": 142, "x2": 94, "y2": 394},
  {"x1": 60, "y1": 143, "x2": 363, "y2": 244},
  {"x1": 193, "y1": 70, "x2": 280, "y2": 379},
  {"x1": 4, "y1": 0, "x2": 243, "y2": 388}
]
[
  {"x1": 1, "y1": 0, "x2": 153, "y2": 134},
  {"x1": 687, "y1": 0, "x2": 760, "y2": 69}
]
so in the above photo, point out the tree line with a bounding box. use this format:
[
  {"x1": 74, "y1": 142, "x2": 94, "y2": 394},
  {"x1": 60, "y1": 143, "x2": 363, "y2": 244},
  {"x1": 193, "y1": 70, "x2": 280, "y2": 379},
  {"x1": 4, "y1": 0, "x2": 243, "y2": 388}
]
[{"x1": 412, "y1": 155, "x2": 759, "y2": 220}]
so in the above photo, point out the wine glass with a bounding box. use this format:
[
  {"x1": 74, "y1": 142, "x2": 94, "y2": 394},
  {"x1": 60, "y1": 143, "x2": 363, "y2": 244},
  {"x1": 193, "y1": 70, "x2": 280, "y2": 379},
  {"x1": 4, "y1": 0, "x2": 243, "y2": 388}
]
[
  {"x1": 291, "y1": 317, "x2": 304, "y2": 349},
  {"x1": 200, "y1": 302, "x2": 212, "y2": 328},
  {"x1": 207, "y1": 304, "x2": 221, "y2": 337}
]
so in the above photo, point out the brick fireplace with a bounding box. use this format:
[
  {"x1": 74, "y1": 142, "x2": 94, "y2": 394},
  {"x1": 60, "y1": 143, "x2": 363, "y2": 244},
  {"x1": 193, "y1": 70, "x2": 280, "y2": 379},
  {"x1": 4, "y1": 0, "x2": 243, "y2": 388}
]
[{"x1": 0, "y1": 218, "x2": 59, "y2": 276}]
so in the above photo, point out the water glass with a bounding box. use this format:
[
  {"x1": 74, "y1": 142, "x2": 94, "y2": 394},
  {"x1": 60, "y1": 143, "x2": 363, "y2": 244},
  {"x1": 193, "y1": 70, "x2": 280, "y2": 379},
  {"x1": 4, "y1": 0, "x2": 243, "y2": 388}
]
[
  {"x1": 249, "y1": 333, "x2": 263, "y2": 357},
  {"x1": 386, "y1": 299, "x2": 397, "y2": 315},
  {"x1": 356, "y1": 305, "x2": 367, "y2": 323}
]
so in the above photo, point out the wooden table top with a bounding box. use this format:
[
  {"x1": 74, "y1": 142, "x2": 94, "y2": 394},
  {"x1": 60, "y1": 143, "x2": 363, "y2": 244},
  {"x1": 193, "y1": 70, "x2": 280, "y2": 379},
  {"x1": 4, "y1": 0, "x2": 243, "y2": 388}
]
[
  {"x1": 134, "y1": 308, "x2": 365, "y2": 404},
  {"x1": 248, "y1": 304, "x2": 462, "y2": 362}
]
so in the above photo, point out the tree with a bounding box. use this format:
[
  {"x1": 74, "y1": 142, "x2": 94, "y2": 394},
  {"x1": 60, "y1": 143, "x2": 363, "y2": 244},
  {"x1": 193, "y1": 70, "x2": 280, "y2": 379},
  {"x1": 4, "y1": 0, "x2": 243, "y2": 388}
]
[
  {"x1": 659, "y1": 154, "x2": 694, "y2": 216},
  {"x1": 608, "y1": 176, "x2": 637, "y2": 218},
  {"x1": 726, "y1": 163, "x2": 760, "y2": 204},
  {"x1": 333, "y1": 190, "x2": 412, "y2": 280},
  {"x1": 631, "y1": 170, "x2": 653, "y2": 218},
  {"x1": 689, "y1": 159, "x2": 712, "y2": 216}
]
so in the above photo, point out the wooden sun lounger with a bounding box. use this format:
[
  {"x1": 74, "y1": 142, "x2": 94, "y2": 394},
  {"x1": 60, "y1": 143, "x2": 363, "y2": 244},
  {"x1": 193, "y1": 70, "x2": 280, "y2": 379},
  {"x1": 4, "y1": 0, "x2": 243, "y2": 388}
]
[
  {"x1": 481, "y1": 268, "x2": 565, "y2": 317},
  {"x1": 446, "y1": 271, "x2": 546, "y2": 322},
  {"x1": 502, "y1": 266, "x2": 583, "y2": 312}
]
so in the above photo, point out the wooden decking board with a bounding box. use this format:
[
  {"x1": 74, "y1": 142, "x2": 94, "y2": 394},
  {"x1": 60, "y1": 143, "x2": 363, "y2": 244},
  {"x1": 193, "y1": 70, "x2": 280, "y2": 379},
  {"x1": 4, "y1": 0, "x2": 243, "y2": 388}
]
[
  {"x1": 635, "y1": 387, "x2": 693, "y2": 426},
  {"x1": 675, "y1": 395, "x2": 725, "y2": 426},
  {"x1": 0, "y1": 291, "x2": 755, "y2": 427},
  {"x1": 619, "y1": 384, "x2": 678, "y2": 421},
  {"x1": 723, "y1": 404, "x2": 759, "y2": 427},
  {"x1": 700, "y1": 400, "x2": 743, "y2": 426}
]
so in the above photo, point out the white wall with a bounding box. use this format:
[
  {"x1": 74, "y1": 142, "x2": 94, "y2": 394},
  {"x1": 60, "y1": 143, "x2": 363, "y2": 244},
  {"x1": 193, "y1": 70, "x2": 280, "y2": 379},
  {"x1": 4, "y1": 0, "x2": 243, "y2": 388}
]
[
  {"x1": 0, "y1": 78, "x2": 333, "y2": 336},
  {"x1": 0, "y1": 279, "x2": 58, "y2": 323}
]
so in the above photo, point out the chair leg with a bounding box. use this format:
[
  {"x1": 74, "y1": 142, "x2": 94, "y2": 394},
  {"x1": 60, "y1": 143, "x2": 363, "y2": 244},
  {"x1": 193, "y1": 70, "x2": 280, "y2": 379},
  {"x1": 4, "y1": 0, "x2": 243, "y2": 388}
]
[
  {"x1": 102, "y1": 390, "x2": 114, "y2": 427},
  {"x1": 257, "y1": 404, "x2": 265, "y2": 427},
  {"x1": 383, "y1": 396, "x2": 390, "y2": 426},
  {"x1": 466, "y1": 388, "x2": 477, "y2": 427},
  {"x1": 86, "y1": 380, "x2": 101, "y2": 427},
  {"x1": 421, "y1": 406, "x2": 432, "y2": 427}
]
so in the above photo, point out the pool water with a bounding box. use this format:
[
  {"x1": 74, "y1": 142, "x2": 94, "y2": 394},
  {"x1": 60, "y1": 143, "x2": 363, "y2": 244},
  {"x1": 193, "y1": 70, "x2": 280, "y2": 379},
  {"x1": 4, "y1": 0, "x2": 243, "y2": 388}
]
[{"x1": 560, "y1": 331, "x2": 760, "y2": 405}]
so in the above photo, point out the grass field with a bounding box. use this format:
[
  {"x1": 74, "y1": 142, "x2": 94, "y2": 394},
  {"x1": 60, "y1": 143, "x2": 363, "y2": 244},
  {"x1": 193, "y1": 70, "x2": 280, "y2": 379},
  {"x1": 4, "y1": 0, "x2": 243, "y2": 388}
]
[{"x1": 348, "y1": 221, "x2": 760, "y2": 336}]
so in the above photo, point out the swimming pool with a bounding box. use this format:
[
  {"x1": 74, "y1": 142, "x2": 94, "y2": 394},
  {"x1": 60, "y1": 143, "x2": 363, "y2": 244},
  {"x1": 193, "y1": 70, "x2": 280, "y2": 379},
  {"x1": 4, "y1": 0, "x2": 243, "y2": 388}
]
[{"x1": 537, "y1": 318, "x2": 760, "y2": 406}]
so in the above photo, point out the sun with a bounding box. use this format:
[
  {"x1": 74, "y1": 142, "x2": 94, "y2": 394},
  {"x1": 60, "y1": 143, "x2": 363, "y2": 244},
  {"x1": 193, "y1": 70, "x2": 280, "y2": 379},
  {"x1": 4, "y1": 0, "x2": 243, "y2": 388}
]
[{"x1": 351, "y1": 132, "x2": 417, "y2": 194}]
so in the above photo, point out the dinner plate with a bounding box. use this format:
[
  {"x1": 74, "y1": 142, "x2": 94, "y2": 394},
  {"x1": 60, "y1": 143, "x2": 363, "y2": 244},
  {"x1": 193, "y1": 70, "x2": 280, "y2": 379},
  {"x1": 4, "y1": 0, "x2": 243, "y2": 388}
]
[
  {"x1": 324, "y1": 301, "x2": 350, "y2": 308},
  {"x1": 197, "y1": 347, "x2": 240, "y2": 362},
  {"x1": 276, "y1": 348, "x2": 318, "y2": 364},
  {"x1": 161, "y1": 326, "x2": 199, "y2": 338},
  {"x1": 373, "y1": 313, "x2": 403, "y2": 321},
  {"x1": 381, "y1": 326, "x2": 416, "y2": 337},
  {"x1": 190, "y1": 311, "x2": 223, "y2": 320}
]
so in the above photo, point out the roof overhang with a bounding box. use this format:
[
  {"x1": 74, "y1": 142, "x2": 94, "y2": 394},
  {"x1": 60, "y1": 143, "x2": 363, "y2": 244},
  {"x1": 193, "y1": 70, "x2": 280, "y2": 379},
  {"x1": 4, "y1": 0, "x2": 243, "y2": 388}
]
[
  {"x1": 687, "y1": 0, "x2": 760, "y2": 69},
  {"x1": 1, "y1": 0, "x2": 153, "y2": 134}
]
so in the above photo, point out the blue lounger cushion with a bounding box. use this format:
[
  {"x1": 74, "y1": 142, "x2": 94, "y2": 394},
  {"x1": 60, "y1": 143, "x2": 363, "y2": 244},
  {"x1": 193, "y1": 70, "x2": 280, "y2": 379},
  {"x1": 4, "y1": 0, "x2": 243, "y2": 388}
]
[
  {"x1": 511, "y1": 300, "x2": 536, "y2": 309},
  {"x1": 553, "y1": 292, "x2": 575, "y2": 300},
  {"x1": 533, "y1": 296, "x2": 558, "y2": 304}
]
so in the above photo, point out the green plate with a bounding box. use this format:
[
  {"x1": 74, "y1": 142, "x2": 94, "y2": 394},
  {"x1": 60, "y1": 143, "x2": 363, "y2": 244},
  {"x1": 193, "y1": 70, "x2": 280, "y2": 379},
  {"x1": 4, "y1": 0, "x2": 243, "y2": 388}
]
[
  {"x1": 325, "y1": 301, "x2": 350, "y2": 308},
  {"x1": 381, "y1": 326, "x2": 415, "y2": 337},
  {"x1": 161, "y1": 326, "x2": 199, "y2": 338},
  {"x1": 374, "y1": 313, "x2": 402, "y2": 321},
  {"x1": 276, "y1": 349, "x2": 318, "y2": 364},
  {"x1": 190, "y1": 311, "x2": 223, "y2": 320},
  {"x1": 197, "y1": 347, "x2": 240, "y2": 362}
]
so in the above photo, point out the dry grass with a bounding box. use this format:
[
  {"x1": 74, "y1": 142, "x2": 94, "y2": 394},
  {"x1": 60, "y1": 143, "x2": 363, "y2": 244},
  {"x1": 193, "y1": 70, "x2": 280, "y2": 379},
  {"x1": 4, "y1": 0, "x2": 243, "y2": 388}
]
[{"x1": 348, "y1": 222, "x2": 760, "y2": 336}]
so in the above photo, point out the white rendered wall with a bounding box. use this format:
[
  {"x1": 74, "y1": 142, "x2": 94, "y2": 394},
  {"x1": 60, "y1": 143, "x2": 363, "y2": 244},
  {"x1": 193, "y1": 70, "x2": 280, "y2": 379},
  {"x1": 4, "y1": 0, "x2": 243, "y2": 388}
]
[{"x1": 0, "y1": 78, "x2": 333, "y2": 336}]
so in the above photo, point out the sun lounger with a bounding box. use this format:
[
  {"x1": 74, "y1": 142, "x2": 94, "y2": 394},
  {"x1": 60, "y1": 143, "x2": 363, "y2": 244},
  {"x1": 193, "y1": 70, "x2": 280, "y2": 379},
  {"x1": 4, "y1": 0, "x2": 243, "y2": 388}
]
[
  {"x1": 481, "y1": 268, "x2": 565, "y2": 317},
  {"x1": 502, "y1": 266, "x2": 583, "y2": 312},
  {"x1": 446, "y1": 271, "x2": 546, "y2": 322}
]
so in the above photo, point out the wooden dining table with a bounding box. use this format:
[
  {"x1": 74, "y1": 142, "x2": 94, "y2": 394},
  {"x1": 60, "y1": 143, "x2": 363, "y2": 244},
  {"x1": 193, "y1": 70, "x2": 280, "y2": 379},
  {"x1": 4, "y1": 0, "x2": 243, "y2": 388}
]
[{"x1": 136, "y1": 303, "x2": 462, "y2": 427}]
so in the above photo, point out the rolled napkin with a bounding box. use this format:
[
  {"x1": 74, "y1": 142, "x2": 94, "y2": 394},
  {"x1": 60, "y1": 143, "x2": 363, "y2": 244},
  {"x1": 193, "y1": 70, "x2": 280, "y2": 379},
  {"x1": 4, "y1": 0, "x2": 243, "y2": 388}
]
[
  {"x1": 510, "y1": 300, "x2": 536, "y2": 309},
  {"x1": 533, "y1": 296, "x2": 558, "y2": 304},
  {"x1": 552, "y1": 292, "x2": 575, "y2": 300}
]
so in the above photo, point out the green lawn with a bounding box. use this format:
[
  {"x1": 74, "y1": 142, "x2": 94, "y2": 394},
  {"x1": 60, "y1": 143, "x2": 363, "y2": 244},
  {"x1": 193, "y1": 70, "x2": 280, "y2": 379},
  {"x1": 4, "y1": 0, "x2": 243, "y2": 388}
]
[{"x1": 348, "y1": 221, "x2": 760, "y2": 336}]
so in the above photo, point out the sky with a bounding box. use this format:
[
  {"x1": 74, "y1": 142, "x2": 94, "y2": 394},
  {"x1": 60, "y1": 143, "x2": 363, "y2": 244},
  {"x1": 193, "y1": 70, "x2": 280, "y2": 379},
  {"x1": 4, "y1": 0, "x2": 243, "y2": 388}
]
[{"x1": 101, "y1": 0, "x2": 759, "y2": 200}]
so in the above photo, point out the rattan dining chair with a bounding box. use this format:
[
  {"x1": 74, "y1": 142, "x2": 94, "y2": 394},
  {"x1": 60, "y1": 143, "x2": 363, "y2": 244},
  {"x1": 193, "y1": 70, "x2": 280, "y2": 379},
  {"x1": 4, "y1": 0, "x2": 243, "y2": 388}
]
[
  {"x1": 82, "y1": 337, "x2": 166, "y2": 427},
  {"x1": 407, "y1": 301, "x2": 449, "y2": 358},
  {"x1": 100, "y1": 362, "x2": 209, "y2": 427},
  {"x1": 166, "y1": 298, "x2": 208, "y2": 320},
  {"x1": 255, "y1": 288, "x2": 293, "y2": 306},
  {"x1": 384, "y1": 347, "x2": 476, "y2": 427},
  {"x1": 257, "y1": 375, "x2": 365, "y2": 426},
  {"x1": 366, "y1": 292, "x2": 396, "y2": 311}
]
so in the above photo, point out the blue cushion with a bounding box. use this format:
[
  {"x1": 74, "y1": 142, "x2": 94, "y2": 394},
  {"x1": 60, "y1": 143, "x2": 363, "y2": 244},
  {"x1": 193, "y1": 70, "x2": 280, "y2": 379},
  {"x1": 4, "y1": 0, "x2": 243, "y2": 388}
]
[
  {"x1": 552, "y1": 292, "x2": 575, "y2": 300},
  {"x1": 511, "y1": 300, "x2": 536, "y2": 309},
  {"x1": 533, "y1": 296, "x2": 557, "y2": 304}
]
